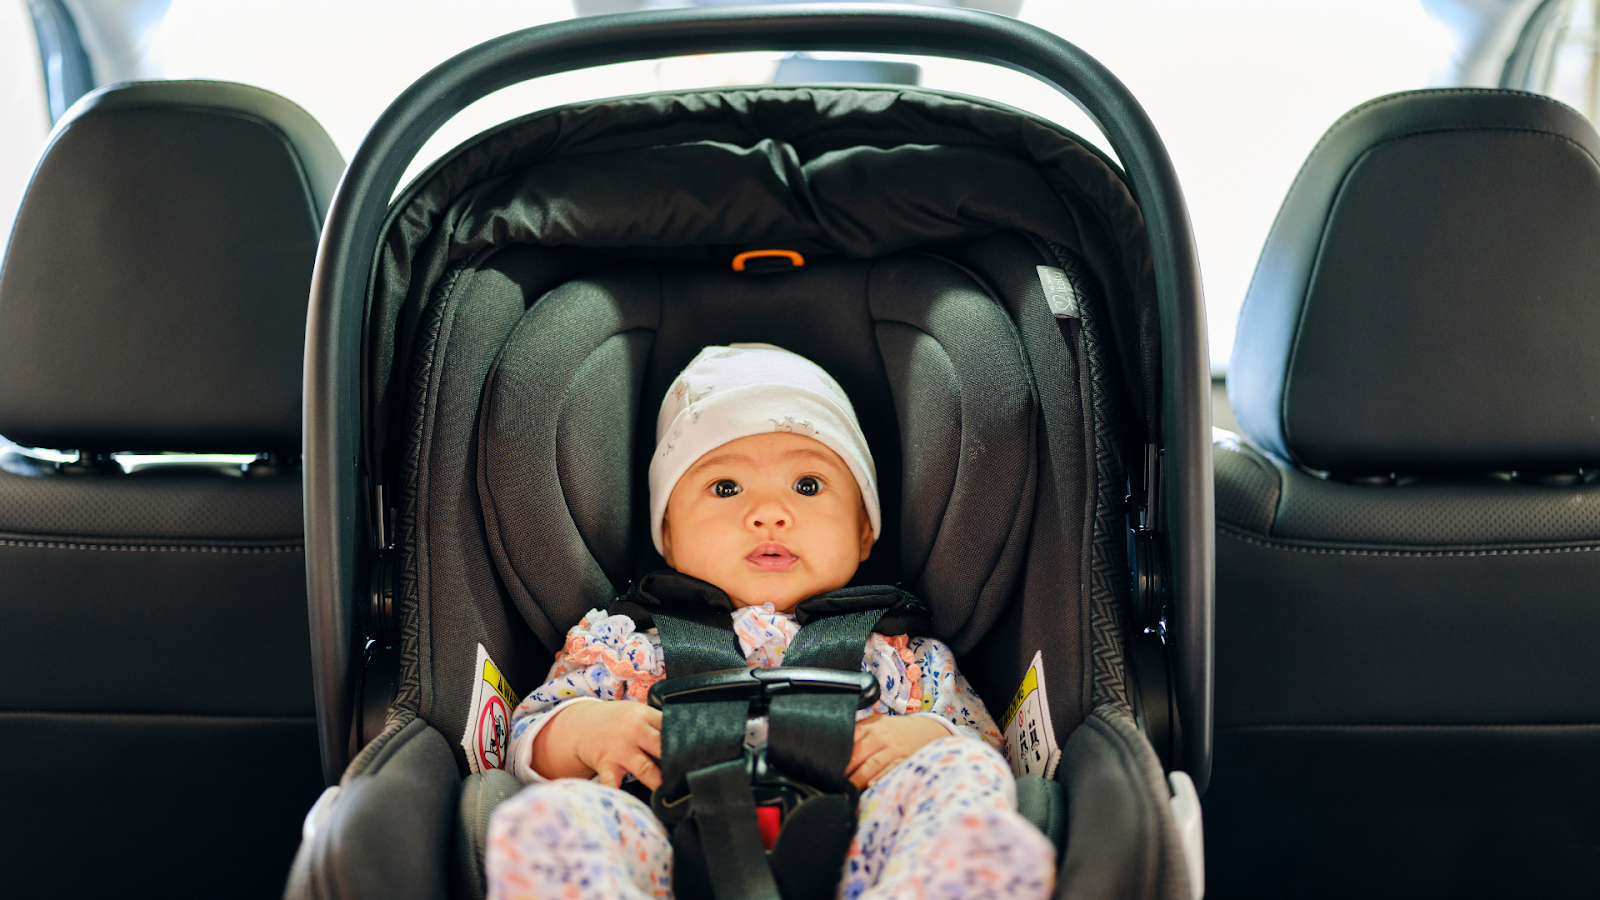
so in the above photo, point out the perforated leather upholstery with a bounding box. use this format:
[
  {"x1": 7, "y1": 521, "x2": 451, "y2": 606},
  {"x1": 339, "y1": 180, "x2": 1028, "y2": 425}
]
[
  {"x1": 0, "y1": 81, "x2": 342, "y2": 898},
  {"x1": 1209, "y1": 89, "x2": 1600, "y2": 899}
]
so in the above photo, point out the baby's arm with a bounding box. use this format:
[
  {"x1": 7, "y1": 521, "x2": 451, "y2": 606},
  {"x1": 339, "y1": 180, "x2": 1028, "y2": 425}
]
[
  {"x1": 506, "y1": 609, "x2": 665, "y2": 785},
  {"x1": 845, "y1": 634, "x2": 1004, "y2": 788},
  {"x1": 533, "y1": 699, "x2": 662, "y2": 789},
  {"x1": 907, "y1": 635, "x2": 1004, "y2": 748},
  {"x1": 845, "y1": 713, "x2": 951, "y2": 789}
]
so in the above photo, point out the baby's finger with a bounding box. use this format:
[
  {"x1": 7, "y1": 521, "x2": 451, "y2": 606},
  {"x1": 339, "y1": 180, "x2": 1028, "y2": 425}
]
[
  {"x1": 845, "y1": 731, "x2": 888, "y2": 778},
  {"x1": 847, "y1": 730, "x2": 889, "y2": 772},
  {"x1": 640, "y1": 722, "x2": 662, "y2": 759},
  {"x1": 596, "y1": 762, "x2": 625, "y2": 789},
  {"x1": 845, "y1": 744, "x2": 869, "y2": 779},
  {"x1": 626, "y1": 753, "x2": 662, "y2": 791},
  {"x1": 868, "y1": 757, "x2": 906, "y2": 787},
  {"x1": 853, "y1": 714, "x2": 883, "y2": 743},
  {"x1": 848, "y1": 748, "x2": 900, "y2": 791}
]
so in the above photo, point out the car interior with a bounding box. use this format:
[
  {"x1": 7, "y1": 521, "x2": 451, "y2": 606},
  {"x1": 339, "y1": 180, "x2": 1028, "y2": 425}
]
[{"x1": 2, "y1": 1, "x2": 1599, "y2": 899}]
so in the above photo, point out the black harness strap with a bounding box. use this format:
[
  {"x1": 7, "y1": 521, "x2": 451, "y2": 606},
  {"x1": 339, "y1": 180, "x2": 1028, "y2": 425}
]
[
  {"x1": 651, "y1": 604, "x2": 748, "y2": 817},
  {"x1": 686, "y1": 760, "x2": 783, "y2": 900},
  {"x1": 763, "y1": 609, "x2": 888, "y2": 900},
  {"x1": 619, "y1": 573, "x2": 926, "y2": 900},
  {"x1": 768, "y1": 608, "x2": 888, "y2": 793}
]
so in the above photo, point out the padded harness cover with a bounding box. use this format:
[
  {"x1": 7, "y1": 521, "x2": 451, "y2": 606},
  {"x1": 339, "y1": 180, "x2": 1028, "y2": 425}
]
[{"x1": 478, "y1": 256, "x2": 1035, "y2": 654}]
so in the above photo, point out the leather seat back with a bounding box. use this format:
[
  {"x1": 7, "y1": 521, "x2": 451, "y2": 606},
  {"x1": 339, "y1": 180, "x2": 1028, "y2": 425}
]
[
  {"x1": 0, "y1": 81, "x2": 343, "y2": 899},
  {"x1": 1210, "y1": 88, "x2": 1600, "y2": 899}
]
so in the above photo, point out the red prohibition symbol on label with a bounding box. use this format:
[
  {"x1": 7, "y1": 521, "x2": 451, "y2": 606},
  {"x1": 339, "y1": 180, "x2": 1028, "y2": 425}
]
[{"x1": 477, "y1": 693, "x2": 509, "y2": 770}]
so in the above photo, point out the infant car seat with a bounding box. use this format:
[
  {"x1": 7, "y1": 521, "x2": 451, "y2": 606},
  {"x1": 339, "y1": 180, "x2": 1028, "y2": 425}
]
[{"x1": 286, "y1": 7, "x2": 1213, "y2": 900}]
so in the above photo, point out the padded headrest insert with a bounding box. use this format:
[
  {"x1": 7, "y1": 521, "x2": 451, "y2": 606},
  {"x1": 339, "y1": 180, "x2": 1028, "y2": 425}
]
[
  {"x1": 477, "y1": 252, "x2": 1037, "y2": 652},
  {"x1": 0, "y1": 81, "x2": 344, "y2": 452},
  {"x1": 1229, "y1": 89, "x2": 1600, "y2": 473}
]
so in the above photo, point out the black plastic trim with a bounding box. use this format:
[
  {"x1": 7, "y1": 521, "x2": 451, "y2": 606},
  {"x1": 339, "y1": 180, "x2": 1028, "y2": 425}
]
[{"x1": 303, "y1": 3, "x2": 1213, "y2": 789}]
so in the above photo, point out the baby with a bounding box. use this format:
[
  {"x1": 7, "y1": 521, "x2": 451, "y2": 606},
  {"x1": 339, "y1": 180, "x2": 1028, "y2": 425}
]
[{"x1": 486, "y1": 344, "x2": 1055, "y2": 900}]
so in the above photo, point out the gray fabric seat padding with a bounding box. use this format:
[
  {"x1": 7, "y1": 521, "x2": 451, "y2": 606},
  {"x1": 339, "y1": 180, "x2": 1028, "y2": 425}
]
[
  {"x1": 478, "y1": 253, "x2": 1036, "y2": 654},
  {"x1": 287, "y1": 716, "x2": 462, "y2": 900},
  {"x1": 455, "y1": 768, "x2": 531, "y2": 899},
  {"x1": 1015, "y1": 773, "x2": 1068, "y2": 849}
]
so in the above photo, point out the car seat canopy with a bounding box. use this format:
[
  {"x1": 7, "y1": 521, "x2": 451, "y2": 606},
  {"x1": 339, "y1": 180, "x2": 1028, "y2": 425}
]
[{"x1": 371, "y1": 88, "x2": 1158, "y2": 436}]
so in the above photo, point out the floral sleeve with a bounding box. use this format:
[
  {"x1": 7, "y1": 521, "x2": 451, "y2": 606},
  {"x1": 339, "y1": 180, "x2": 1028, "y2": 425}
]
[
  {"x1": 505, "y1": 609, "x2": 664, "y2": 784},
  {"x1": 906, "y1": 635, "x2": 1004, "y2": 748}
]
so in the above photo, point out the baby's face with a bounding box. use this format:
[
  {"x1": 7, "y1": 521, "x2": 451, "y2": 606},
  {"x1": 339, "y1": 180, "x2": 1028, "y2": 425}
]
[{"x1": 661, "y1": 431, "x2": 872, "y2": 612}]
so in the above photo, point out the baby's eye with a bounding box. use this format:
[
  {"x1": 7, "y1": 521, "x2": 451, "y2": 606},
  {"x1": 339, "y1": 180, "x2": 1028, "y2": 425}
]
[
  {"x1": 712, "y1": 479, "x2": 742, "y2": 498},
  {"x1": 793, "y1": 476, "x2": 822, "y2": 497}
]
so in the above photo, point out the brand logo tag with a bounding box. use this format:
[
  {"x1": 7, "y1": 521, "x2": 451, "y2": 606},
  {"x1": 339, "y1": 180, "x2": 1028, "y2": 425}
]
[{"x1": 1037, "y1": 266, "x2": 1080, "y2": 319}]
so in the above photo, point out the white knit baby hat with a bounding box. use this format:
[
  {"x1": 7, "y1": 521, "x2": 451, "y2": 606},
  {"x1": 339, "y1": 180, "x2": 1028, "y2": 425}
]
[{"x1": 648, "y1": 343, "x2": 881, "y2": 556}]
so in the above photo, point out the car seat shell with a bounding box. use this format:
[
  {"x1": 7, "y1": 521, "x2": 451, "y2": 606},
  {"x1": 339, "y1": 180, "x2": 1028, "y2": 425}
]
[{"x1": 290, "y1": 8, "x2": 1212, "y2": 900}]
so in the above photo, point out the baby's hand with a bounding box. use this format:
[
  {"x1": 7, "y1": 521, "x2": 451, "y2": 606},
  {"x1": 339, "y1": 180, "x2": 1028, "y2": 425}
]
[
  {"x1": 532, "y1": 700, "x2": 663, "y2": 790},
  {"x1": 845, "y1": 713, "x2": 953, "y2": 790}
]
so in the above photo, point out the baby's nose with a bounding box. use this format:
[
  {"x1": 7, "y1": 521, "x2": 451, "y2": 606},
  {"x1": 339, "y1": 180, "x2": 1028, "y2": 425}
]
[{"x1": 751, "y1": 514, "x2": 788, "y2": 528}]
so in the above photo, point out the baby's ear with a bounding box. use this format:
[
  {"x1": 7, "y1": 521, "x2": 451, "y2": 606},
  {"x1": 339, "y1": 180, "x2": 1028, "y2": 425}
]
[
  {"x1": 660, "y1": 517, "x2": 676, "y2": 567},
  {"x1": 858, "y1": 505, "x2": 873, "y2": 562}
]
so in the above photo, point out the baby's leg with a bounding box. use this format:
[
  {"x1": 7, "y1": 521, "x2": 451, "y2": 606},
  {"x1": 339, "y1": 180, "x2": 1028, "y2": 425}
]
[
  {"x1": 841, "y1": 737, "x2": 1056, "y2": 900},
  {"x1": 486, "y1": 779, "x2": 674, "y2": 900}
]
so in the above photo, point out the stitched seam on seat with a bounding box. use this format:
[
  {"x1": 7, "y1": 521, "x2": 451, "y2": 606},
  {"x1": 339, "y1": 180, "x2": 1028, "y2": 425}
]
[
  {"x1": 1218, "y1": 525, "x2": 1600, "y2": 557},
  {"x1": 0, "y1": 539, "x2": 303, "y2": 553},
  {"x1": 1319, "y1": 88, "x2": 1579, "y2": 139}
]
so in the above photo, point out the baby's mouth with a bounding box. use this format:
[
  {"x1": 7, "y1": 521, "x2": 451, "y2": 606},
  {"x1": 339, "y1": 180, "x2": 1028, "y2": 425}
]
[{"x1": 746, "y1": 542, "x2": 798, "y2": 571}]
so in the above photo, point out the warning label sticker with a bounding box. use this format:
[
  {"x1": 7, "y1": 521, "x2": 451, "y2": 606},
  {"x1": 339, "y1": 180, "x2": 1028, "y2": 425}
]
[
  {"x1": 1003, "y1": 650, "x2": 1061, "y2": 780},
  {"x1": 461, "y1": 643, "x2": 521, "y2": 775}
]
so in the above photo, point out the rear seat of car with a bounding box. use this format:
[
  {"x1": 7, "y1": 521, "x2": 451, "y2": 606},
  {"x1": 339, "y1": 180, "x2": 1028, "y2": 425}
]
[
  {"x1": 1209, "y1": 88, "x2": 1600, "y2": 898},
  {"x1": 0, "y1": 81, "x2": 343, "y2": 898}
]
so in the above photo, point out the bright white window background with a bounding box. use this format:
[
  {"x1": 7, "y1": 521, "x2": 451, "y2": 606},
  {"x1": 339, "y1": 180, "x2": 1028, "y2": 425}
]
[
  {"x1": 0, "y1": 0, "x2": 50, "y2": 252},
  {"x1": 7, "y1": 1, "x2": 1456, "y2": 369},
  {"x1": 1545, "y1": 0, "x2": 1600, "y2": 120}
]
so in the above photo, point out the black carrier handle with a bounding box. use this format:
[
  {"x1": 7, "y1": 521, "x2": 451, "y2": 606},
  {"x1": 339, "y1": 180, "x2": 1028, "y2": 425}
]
[{"x1": 304, "y1": 3, "x2": 1214, "y2": 790}]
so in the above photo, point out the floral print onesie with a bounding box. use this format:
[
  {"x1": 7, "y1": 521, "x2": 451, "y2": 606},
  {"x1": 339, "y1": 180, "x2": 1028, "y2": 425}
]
[{"x1": 486, "y1": 603, "x2": 1055, "y2": 900}]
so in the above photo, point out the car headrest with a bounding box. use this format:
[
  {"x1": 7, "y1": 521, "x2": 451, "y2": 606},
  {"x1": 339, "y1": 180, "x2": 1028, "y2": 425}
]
[
  {"x1": 0, "y1": 80, "x2": 344, "y2": 453},
  {"x1": 1229, "y1": 89, "x2": 1600, "y2": 474}
]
